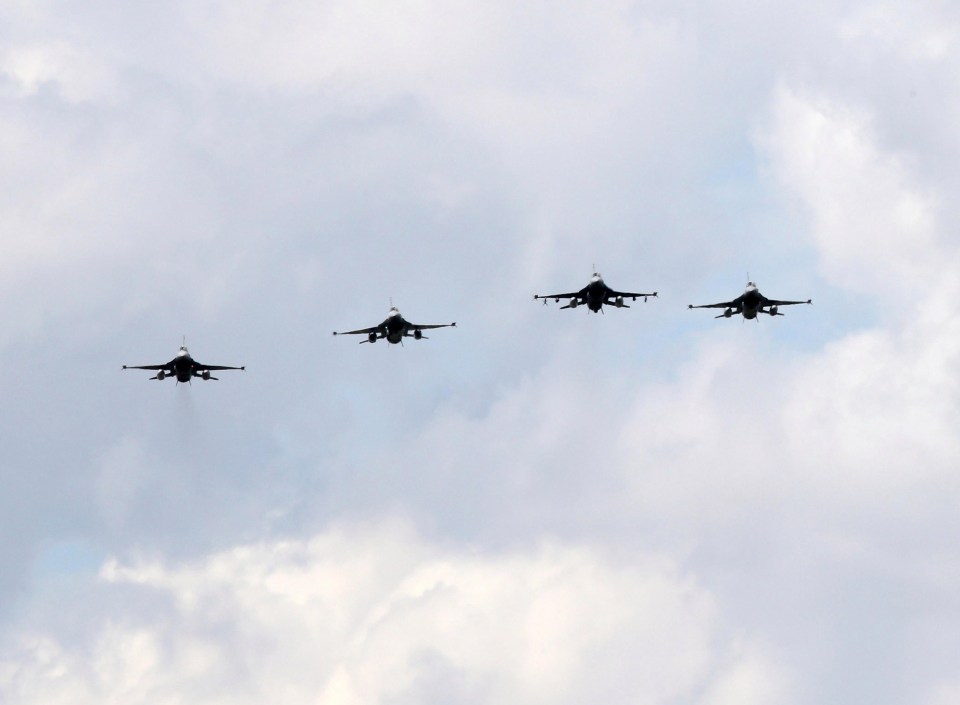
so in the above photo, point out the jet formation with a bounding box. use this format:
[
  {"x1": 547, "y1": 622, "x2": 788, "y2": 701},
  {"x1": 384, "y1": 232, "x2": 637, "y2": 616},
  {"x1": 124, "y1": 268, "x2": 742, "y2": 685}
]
[{"x1": 123, "y1": 276, "x2": 813, "y2": 383}]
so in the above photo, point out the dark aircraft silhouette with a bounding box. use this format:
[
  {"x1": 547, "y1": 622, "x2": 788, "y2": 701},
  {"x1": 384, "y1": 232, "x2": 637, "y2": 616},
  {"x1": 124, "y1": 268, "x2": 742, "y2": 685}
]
[
  {"x1": 333, "y1": 306, "x2": 456, "y2": 344},
  {"x1": 123, "y1": 344, "x2": 245, "y2": 382},
  {"x1": 689, "y1": 281, "x2": 812, "y2": 319},
  {"x1": 534, "y1": 272, "x2": 657, "y2": 313}
]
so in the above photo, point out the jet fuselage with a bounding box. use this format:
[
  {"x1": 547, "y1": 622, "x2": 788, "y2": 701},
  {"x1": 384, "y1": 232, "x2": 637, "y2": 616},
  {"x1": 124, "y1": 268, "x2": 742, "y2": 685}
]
[
  {"x1": 740, "y1": 285, "x2": 763, "y2": 319},
  {"x1": 171, "y1": 347, "x2": 199, "y2": 382},
  {"x1": 383, "y1": 308, "x2": 407, "y2": 344},
  {"x1": 583, "y1": 277, "x2": 610, "y2": 312}
]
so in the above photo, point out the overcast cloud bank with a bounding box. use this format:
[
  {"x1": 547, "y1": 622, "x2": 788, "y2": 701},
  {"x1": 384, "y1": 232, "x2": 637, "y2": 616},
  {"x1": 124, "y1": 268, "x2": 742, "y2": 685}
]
[{"x1": 2, "y1": 1, "x2": 960, "y2": 703}]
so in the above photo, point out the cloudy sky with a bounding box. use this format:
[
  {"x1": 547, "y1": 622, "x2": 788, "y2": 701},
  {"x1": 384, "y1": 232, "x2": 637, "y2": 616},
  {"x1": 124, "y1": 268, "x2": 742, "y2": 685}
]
[{"x1": 2, "y1": 1, "x2": 959, "y2": 703}]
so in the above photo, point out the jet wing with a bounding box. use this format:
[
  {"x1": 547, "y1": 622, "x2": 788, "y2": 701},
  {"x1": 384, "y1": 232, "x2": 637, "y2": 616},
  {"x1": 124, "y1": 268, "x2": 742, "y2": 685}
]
[
  {"x1": 332, "y1": 325, "x2": 381, "y2": 336},
  {"x1": 534, "y1": 291, "x2": 581, "y2": 301},
  {"x1": 761, "y1": 295, "x2": 812, "y2": 306},
  {"x1": 608, "y1": 289, "x2": 657, "y2": 300},
  {"x1": 689, "y1": 296, "x2": 744, "y2": 310},
  {"x1": 122, "y1": 360, "x2": 174, "y2": 371},
  {"x1": 193, "y1": 362, "x2": 245, "y2": 371},
  {"x1": 407, "y1": 322, "x2": 456, "y2": 331}
]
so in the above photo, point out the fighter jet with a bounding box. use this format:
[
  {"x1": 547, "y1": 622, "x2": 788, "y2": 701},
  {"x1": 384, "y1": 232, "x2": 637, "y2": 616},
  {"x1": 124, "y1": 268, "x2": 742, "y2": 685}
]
[
  {"x1": 123, "y1": 343, "x2": 245, "y2": 382},
  {"x1": 534, "y1": 272, "x2": 657, "y2": 313},
  {"x1": 333, "y1": 306, "x2": 456, "y2": 344},
  {"x1": 689, "y1": 281, "x2": 812, "y2": 319}
]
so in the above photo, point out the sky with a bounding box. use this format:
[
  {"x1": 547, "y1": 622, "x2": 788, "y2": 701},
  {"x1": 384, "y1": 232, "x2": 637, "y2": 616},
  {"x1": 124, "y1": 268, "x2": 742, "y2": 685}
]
[{"x1": 1, "y1": 1, "x2": 959, "y2": 703}]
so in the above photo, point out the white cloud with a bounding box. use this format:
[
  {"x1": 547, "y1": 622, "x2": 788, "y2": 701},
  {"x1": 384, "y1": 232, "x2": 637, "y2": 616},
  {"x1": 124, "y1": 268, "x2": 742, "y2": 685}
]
[
  {"x1": 751, "y1": 84, "x2": 960, "y2": 503},
  {"x1": 759, "y1": 85, "x2": 947, "y2": 296},
  {"x1": 0, "y1": 42, "x2": 117, "y2": 102},
  {"x1": 0, "y1": 522, "x2": 763, "y2": 705},
  {"x1": 839, "y1": 2, "x2": 959, "y2": 62},
  {"x1": 926, "y1": 682, "x2": 960, "y2": 705},
  {"x1": 698, "y1": 640, "x2": 788, "y2": 705}
]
